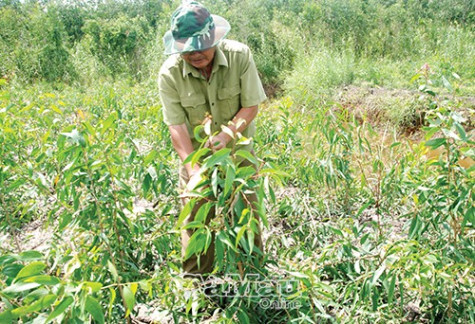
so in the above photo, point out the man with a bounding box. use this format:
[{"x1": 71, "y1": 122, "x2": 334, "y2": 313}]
[{"x1": 158, "y1": 1, "x2": 267, "y2": 275}]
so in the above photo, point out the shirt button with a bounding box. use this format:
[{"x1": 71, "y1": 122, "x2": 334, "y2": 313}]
[
  {"x1": 211, "y1": 102, "x2": 215, "y2": 106},
  {"x1": 214, "y1": 122, "x2": 217, "y2": 125}
]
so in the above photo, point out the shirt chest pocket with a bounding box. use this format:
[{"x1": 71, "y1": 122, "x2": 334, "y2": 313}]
[
  {"x1": 181, "y1": 94, "x2": 207, "y2": 126},
  {"x1": 218, "y1": 85, "x2": 241, "y2": 121}
]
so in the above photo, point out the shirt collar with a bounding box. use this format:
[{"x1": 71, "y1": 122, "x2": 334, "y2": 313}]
[{"x1": 182, "y1": 45, "x2": 228, "y2": 79}]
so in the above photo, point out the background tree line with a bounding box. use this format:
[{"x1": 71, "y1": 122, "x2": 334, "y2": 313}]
[{"x1": 0, "y1": 0, "x2": 473, "y2": 90}]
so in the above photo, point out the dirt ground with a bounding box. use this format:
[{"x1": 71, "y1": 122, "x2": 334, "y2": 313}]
[{"x1": 334, "y1": 85, "x2": 474, "y2": 135}]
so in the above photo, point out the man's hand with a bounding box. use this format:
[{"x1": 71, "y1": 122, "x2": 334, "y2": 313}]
[
  {"x1": 186, "y1": 170, "x2": 204, "y2": 192},
  {"x1": 205, "y1": 131, "x2": 232, "y2": 151}
]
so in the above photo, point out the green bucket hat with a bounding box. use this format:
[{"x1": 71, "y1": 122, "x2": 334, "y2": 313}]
[{"x1": 163, "y1": 1, "x2": 230, "y2": 55}]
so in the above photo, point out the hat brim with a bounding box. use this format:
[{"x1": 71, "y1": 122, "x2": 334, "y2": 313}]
[{"x1": 163, "y1": 14, "x2": 230, "y2": 55}]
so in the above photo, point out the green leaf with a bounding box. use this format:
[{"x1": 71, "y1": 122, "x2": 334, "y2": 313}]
[
  {"x1": 462, "y1": 206, "x2": 474, "y2": 229},
  {"x1": 256, "y1": 186, "x2": 269, "y2": 228},
  {"x1": 263, "y1": 176, "x2": 275, "y2": 204},
  {"x1": 425, "y1": 138, "x2": 446, "y2": 149},
  {"x1": 454, "y1": 123, "x2": 467, "y2": 142},
  {"x1": 83, "y1": 121, "x2": 96, "y2": 137},
  {"x1": 259, "y1": 168, "x2": 290, "y2": 178},
  {"x1": 410, "y1": 73, "x2": 421, "y2": 83},
  {"x1": 236, "y1": 308, "x2": 250, "y2": 324},
  {"x1": 238, "y1": 208, "x2": 250, "y2": 225},
  {"x1": 143, "y1": 150, "x2": 157, "y2": 165},
  {"x1": 203, "y1": 228, "x2": 212, "y2": 254},
  {"x1": 408, "y1": 215, "x2": 420, "y2": 239},
  {"x1": 235, "y1": 226, "x2": 247, "y2": 248},
  {"x1": 388, "y1": 275, "x2": 396, "y2": 304},
  {"x1": 107, "y1": 261, "x2": 119, "y2": 281},
  {"x1": 0, "y1": 310, "x2": 12, "y2": 323},
  {"x1": 235, "y1": 150, "x2": 258, "y2": 164},
  {"x1": 372, "y1": 159, "x2": 383, "y2": 172},
  {"x1": 194, "y1": 202, "x2": 212, "y2": 223},
  {"x1": 85, "y1": 296, "x2": 104, "y2": 324},
  {"x1": 441, "y1": 76, "x2": 453, "y2": 91},
  {"x1": 193, "y1": 125, "x2": 206, "y2": 143},
  {"x1": 59, "y1": 212, "x2": 73, "y2": 231},
  {"x1": 203, "y1": 148, "x2": 231, "y2": 169},
  {"x1": 24, "y1": 275, "x2": 60, "y2": 285},
  {"x1": 312, "y1": 297, "x2": 325, "y2": 313},
  {"x1": 2, "y1": 282, "x2": 41, "y2": 294},
  {"x1": 12, "y1": 294, "x2": 56, "y2": 318},
  {"x1": 20, "y1": 103, "x2": 35, "y2": 112},
  {"x1": 5, "y1": 178, "x2": 26, "y2": 193},
  {"x1": 217, "y1": 232, "x2": 238, "y2": 253},
  {"x1": 285, "y1": 271, "x2": 308, "y2": 279},
  {"x1": 182, "y1": 221, "x2": 205, "y2": 230},
  {"x1": 138, "y1": 280, "x2": 150, "y2": 294},
  {"x1": 247, "y1": 230, "x2": 255, "y2": 254},
  {"x1": 329, "y1": 227, "x2": 343, "y2": 237},
  {"x1": 82, "y1": 282, "x2": 103, "y2": 293},
  {"x1": 355, "y1": 260, "x2": 361, "y2": 274},
  {"x1": 186, "y1": 293, "x2": 193, "y2": 314},
  {"x1": 46, "y1": 296, "x2": 74, "y2": 322},
  {"x1": 15, "y1": 262, "x2": 46, "y2": 279},
  {"x1": 461, "y1": 147, "x2": 475, "y2": 159},
  {"x1": 442, "y1": 128, "x2": 459, "y2": 141},
  {"x1": 236, "y1": 166, "x2": 256, "y2": 179},
  {"x1": 215, "y1": 237, "x2": 224, "y2": 270},
  {"x1": 184, "y1": 229, "x2": 206, "y2": 260},
  {"x1": 176, "y1": 200, "x2": 195, "y2": 229},
  {"x1": 424, "y1": 127, "x2": 439, "y2": 141},
  {"x1": 257, "y1": 204, "x2": 268, "y2": 229},
  {"x1": 371, "y1": 288, "x2": 379, "y2": 311},
  {"x1": 357, "y1": 201, "x2": 372, "y2": 217},
  {"x1": 50, "y1": 104, "x2": 63, "y2": 115},
  {"x1": 101, "y1": 111, "x2": 118, "y2": 134},
  {"x1": 142, "y1": 173, "x2": 151, "y2": 195},
  {"x1": 211, "y1": 168, "x2": 219, "y2": 197},
  {"x1": 123, "y1": 285, "x2": 135, "y2": 317},
  {"x1": 184, "y1": 147, "x2": 210, "y2": 166},
  {"x1": 1, "y1": 263, "x2": 22, "y2": 280},
  {"x1": 224, "y1": 166, "x2": 235, "y2": 197},
  {"x1": 372, "y1": 265, "x2": 386, "y2": 285},
  {"x1": 108, "y1": 287, "x2": 116, "y2": 318}
]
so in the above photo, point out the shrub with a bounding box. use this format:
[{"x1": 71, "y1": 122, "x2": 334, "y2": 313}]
[
  {"x1": 82, "y1": 14, "x2": 151, "y2": 78},
  {"x1": 0, "y1": 2, "x2": 75, "y2": 82}
]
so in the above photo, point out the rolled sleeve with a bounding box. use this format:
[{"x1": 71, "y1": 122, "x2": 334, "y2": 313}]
[
  {"x1": 240, "y1": 49, "x2": 267, "y2": 108},
  {"x1": 158, "y1": 72, "x2": 186, "y2": 126}
]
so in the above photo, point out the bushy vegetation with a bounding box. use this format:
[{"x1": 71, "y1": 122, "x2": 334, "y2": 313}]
[
  {"x1": 0, "y1": 0, "x2": 474, "y2": 323},
  {"x1": 1, "y1": 0, "x2": 474, "y2": 90}
]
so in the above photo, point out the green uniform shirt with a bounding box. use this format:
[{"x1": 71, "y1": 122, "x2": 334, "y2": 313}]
[{"x1": 158, "y1": 39, "x2": 267, "y2": 151}]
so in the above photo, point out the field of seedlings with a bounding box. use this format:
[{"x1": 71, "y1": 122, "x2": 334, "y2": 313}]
[{"x1": 1, "y1": 0, "x2": 474, "y2": 323}]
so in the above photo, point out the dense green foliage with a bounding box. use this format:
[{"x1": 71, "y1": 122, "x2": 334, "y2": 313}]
[
  {"x1": 0, "y1": 0, "x2": 474, "y2": 323},
  {"x1": 1, "y1": 0, "x2": 474, "y2": 89},
  {"x1": 1, "y1": 67, "x2": 473, "y2": 324}
]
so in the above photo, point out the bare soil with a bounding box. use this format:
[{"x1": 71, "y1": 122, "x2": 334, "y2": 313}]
[{"x1": 334, "y1": 85, "x2": 474, "y2": 135}]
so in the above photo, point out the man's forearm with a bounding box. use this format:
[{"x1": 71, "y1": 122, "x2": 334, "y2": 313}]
[
  {"x1": 227, "y1": 105, "x2": 258, "y2": 136},
  {"x1": 169, "y1": 124, "x2": 200, "y2": 176}
]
